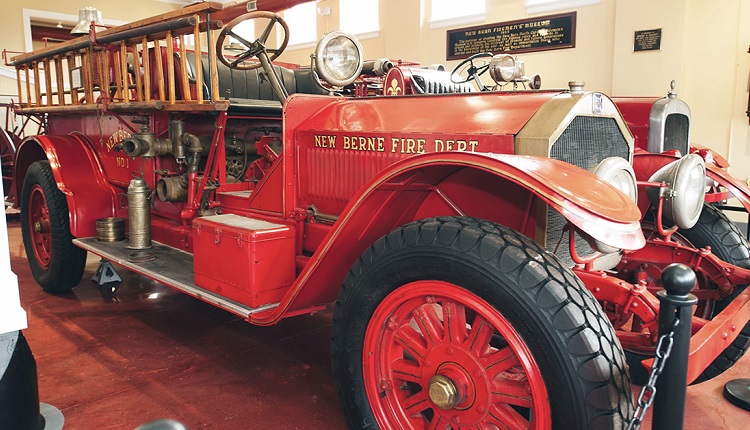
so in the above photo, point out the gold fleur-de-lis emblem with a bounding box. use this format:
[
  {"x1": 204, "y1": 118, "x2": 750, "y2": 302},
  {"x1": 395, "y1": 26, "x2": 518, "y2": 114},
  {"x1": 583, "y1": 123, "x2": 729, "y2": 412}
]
[{"x1": 386, "y1": 78, "x2": 402, "y2": 95}]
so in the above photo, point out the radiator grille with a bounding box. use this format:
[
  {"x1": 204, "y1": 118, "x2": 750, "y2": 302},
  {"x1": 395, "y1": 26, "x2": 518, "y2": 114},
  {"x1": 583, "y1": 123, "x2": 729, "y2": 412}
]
[
  {"x1": 663, "y1": 113, "x2": 689, "y2": 155},
  {"x1": 547, "y1": 116, "x2": 630, "y2": 266}
]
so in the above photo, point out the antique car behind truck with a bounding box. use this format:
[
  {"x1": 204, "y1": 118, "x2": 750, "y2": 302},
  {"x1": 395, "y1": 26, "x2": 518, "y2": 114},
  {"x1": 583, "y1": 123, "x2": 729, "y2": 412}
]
[
  {"x1": 376, "y1": 57, "x2": 750, "y2": 384},
  {"x1": 7, "y1": 1, "x2": 750, "y2": 428},
  {"x1": 612, "y1": 85, "x2": 750, "y2": 382}
]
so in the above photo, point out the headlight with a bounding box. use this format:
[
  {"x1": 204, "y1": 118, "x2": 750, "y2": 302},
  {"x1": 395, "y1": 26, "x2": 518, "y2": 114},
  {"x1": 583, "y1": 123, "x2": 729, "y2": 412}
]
[
  {"x1": 582, "y1": 157, "x2": 637, "y2": 254},
  {"x1": 314, "y1": 31, "x2": 363, "y2": 87},
  {"x1": 647, "y1": 154, "x2": 706, "y2": 229},
  {"x1": 592, "y1": 157, "x2": 638, "y2": 203},
  {"x1": 489, "y1": 54, "x2": 523, "y2": 83}
]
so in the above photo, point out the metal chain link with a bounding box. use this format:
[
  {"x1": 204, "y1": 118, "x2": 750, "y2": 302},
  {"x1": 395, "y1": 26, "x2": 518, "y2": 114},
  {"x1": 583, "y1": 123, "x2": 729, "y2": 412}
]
[{"x1": 626, "y1": 317, "x2": 680, "y2": 430}]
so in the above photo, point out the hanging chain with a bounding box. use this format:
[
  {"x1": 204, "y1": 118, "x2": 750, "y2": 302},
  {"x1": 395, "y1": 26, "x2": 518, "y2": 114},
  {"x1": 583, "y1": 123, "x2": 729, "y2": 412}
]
[{"x1": 626, "y1": 317, "x2": 680, "y2": 430}]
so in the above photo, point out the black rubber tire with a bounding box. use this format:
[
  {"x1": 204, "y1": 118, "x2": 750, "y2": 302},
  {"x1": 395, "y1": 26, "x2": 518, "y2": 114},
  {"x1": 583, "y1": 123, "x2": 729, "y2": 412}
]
[
  {"x1": 20, "y1": 161, "x2": 86, "y2": 293},
  {"x1": 674, "y1": 204, "x2": 750, "y2": 382},
  {"x1": 332, "y1": 217, "x2": 633, "y2": 429}
]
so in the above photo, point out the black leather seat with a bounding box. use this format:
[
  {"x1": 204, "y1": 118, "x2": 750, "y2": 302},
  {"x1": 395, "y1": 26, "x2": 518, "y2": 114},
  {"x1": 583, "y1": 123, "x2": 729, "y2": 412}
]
[{"x1": 184, "y1": 52, "x2": 329, "y2": 115}]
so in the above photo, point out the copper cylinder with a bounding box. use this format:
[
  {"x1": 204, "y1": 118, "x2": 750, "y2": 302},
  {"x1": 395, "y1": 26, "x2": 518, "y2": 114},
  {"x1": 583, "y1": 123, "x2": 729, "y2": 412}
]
[
  {"x1": 96, "y1": 217, "x2": 125, "y2": 242},
  {"x1": 127, "y1": 177, "x2": 152, "y2": 249}
]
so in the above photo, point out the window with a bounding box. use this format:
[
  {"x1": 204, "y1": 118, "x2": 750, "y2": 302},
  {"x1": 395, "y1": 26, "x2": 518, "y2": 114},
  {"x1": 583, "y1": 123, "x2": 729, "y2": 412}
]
[
  {"x1": 340, "y1": 0, "x2": 379, "y2": 38},
  {"x1": 430, "y1": 0, "x2": 485, "y2": 29},
  {"x1": 225, "y1": 20, "x2": 255, "y2": 50},
  {"x1": 526, "y1": 0, "x2": 601, "y2": 14},
  {"x1": 283, "y1": 2, "x2": 317, "y2": 48}
]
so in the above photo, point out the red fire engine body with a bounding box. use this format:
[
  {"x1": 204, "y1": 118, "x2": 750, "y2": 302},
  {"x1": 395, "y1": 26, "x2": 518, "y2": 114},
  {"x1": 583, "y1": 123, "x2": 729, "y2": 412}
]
[{"x1": 6, "y1": 1, "x2": 750, "y2": 428}]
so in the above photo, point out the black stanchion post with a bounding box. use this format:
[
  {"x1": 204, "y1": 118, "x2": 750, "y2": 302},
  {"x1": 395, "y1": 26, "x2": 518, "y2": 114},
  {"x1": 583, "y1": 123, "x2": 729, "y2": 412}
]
[{"x1": 652, "y1": 263, "x2": 697, "y2": 430}]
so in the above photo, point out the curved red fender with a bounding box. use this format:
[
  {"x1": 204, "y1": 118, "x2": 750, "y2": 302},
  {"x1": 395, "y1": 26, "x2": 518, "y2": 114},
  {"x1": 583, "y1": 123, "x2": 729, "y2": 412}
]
[
  {"x1": 14, "y1": 133, "x2": 119, "y2": 237},
  {"x1": 251, "y1": 152, "x2": 645, "y2": 324},
  {"x1": 705, "y1": 163, "x2": 750, "y2": 212}
]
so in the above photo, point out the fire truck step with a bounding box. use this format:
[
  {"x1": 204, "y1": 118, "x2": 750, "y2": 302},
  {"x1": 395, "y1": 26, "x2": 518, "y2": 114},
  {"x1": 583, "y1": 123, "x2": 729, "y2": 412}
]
[
  {"x1": 216, "y1": 190, "x2": 254, "y2": 211},
  {"x1": 72, "y1": 237, "x2": 277, "y2": 318}
]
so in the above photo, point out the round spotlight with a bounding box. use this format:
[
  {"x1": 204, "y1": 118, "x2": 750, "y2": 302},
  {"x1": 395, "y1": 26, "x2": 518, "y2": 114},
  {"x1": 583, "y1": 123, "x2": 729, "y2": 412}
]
[
  {"x1": 647, "y1": 154, "x2": 706, "y2": 229},
  {"x1": 489, "y1": 54, "x2": 517, "y2": 83},
  {"x1": 314, "y1": 31, "x2": 363, "y2": 87}
]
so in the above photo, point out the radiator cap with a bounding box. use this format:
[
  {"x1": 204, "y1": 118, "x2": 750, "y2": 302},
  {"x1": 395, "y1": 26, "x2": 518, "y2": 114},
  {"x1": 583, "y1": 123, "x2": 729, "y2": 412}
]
[{"x1": 568, "y1": 81, "x2": 585, "y2": 94}]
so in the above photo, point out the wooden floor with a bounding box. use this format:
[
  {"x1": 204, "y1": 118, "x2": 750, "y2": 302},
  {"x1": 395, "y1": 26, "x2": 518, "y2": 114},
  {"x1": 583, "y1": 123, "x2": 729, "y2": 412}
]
[{"x1": 7, "y1": 219, "x2": 750, "y2": 429}]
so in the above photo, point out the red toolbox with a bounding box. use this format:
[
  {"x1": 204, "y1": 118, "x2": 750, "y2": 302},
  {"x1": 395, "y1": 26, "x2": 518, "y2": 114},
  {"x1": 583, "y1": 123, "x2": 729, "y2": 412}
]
[{"x1": 192, "y1": 214, "x2": 296, "y2": 308}]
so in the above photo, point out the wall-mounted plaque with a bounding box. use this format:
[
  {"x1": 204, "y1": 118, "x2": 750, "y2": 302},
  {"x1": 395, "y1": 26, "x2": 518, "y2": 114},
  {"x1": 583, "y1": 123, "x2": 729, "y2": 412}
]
[
  {"x1": 446, "y1": 12, "x2": 576, "y2": 60},
  {"x1": 634, "y1": 29, "x2": 662, "y2": 52}
]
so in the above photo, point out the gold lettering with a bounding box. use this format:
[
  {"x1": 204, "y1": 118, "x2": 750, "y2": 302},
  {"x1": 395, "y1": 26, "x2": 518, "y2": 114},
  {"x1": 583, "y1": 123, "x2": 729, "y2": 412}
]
[
  {"x1": 435, "y1": 139, "x2": 444, "y2": 151},
  {"x1": 416, "y1": 139, "x2": 426, "y2": 154},
  {"x1": 115, "y1": 156, "x2": 129, "y2": 168},
  {"x1": 391, "y1": 137, "x2": 399, "y2": 153},
  {"x1": 315, "y1": 135, "x2": 337, "y2": 148},
  {"x1": 456, "y1": 140, "x2": 467, "y2": 151},
  {"x1": 468, "y1": 140, "x2": 479, "y2": 152},
  {"x1": 377, "y1": 137, "x2": 385, "y2": 152},
  {"x1": 405, "y1": 138, "x2": 416, "y2": 154}
]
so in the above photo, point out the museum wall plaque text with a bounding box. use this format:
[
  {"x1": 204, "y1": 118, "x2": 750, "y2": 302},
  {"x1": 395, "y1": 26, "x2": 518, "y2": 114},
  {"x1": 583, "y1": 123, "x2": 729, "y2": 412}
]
[{"x1": 446, "y1": 12, "x2": 576, "y2": 60}]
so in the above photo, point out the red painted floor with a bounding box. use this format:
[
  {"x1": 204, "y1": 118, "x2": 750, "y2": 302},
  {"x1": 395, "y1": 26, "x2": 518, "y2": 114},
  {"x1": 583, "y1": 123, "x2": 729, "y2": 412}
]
[{"x1": 7, "y1": 219, "x2": 750, "y2": 429}]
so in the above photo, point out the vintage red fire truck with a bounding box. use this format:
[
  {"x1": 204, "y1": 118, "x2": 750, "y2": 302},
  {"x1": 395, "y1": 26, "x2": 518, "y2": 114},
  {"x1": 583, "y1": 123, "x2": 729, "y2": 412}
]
[{"x1": 6, "y1": 1, "x2": 750, "y2": 428}]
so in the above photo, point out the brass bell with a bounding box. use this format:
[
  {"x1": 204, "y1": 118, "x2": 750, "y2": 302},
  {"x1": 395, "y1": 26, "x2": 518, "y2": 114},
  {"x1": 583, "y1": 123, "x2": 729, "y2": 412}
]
[{"x1": 70, "y1": 7, "x2": 104, "y2": 35}]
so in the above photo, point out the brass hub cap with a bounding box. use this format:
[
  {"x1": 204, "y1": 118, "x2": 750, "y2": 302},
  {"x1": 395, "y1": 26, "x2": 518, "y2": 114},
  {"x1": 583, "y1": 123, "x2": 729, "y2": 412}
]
[
  {"x1": 33, "y1": 221, "x2": 42, "y2": 233},
  {"x1": 428, "y1": 375, "x2": 458, "y2": 410}
]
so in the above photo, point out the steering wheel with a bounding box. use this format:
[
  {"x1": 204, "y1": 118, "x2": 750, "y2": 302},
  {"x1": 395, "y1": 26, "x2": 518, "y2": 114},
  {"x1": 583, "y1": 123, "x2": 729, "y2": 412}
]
[
  {"x1": 216, "y1": 11, "x2": 289, "y2": 70},
  {"x1": 450, "y1": 52, "x2": 493, "y2": 85}
]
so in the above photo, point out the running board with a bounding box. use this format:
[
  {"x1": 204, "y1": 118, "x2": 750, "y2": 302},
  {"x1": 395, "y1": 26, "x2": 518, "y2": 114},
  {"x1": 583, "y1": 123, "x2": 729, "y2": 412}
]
[{"x1": 73, "y1": 237, "x2": 278, "y2": 319}]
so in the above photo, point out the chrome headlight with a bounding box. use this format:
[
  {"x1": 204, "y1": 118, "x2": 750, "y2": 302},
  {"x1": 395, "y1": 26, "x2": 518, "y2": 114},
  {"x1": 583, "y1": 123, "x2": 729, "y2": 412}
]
[
  {"x1": 582, "y1": 157, "x2": 637, "y2": 254},
  {"x1": 592, "y1": 157, "x2": 638, "y2": 203},
  {"x1": 647, "y1": 154, "x2": 706, "y2": 229},
  {"x1": 314, "y1": 31, "x2": 363, "y2": 87},
  {"x1": 489, "y1": 54, "x2": 523, "y2": 83}
]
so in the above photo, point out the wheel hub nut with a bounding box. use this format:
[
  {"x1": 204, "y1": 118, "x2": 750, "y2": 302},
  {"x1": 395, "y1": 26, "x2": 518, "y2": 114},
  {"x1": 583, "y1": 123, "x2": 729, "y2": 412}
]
[
  {"x1": 33, "y1": 221, "x2": 42, "y2": 233},
  {"x1": 428, "y1": 375, "x2": 458, "y2": 410}
]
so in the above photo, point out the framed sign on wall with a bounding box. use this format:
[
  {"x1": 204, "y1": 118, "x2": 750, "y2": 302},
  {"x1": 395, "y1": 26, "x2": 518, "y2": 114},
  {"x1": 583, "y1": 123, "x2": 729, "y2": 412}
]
[{"x1": 446, "y1": 12, "x2": 576, "y2": 60}]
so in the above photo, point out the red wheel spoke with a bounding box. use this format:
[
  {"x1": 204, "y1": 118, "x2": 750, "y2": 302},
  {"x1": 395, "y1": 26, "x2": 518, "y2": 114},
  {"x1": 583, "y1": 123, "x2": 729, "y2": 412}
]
[
  {"x1": 363, "y1": 280, "x2": 551, "y2": 429},
  {"x1": 442, "y1": 301, "x2": 467, "y2": 344},
  {"x1": 401, "y1": 392, "x2": 431, "y2": 416},
  {"x1": 427, "y1": 415, "x2": 450, "y2": 430},
  {"x1": 480, "y1": 346, "x2": 519, "y2": 379},
  {"x1": 491, "y1": 379, "x2": 533, "y2": 408},
  {"x1": 487, "y1": 404, "x2": 531, "y2": 430},
  {"x1": 395, "y1": 325, "x2": 428, "y2": 360},
  {"x1": 413, "y1": 303, "x2": 444, "y2": 347},
  {"x1": 391, "y1": 359, "x2": 423, "y2": 384},
  {"x1": 466, "y1": 314, "x2": 494, "y2": 355}
]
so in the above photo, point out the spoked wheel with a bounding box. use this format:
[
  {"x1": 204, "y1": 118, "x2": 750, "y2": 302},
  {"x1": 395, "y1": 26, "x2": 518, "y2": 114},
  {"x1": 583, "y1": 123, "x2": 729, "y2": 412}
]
[
  {"x1": 333, "y1": 217, "x2": 633, "y2": 429},
  {"x1": 365, "y1": 281, "x2": 550, "y2": 429},
  {"x1": 27, "y1": 184, "x2": 52, "y2": 269},
  {"x1": 20, "y1": 161, "x2": 86, "y2": 293},
  {"x1": 216, "y1": 11, "x2": 289, "y2": 70},
  {"x1": 450, "y1": 52, "x2": 493, "y2": 88}
]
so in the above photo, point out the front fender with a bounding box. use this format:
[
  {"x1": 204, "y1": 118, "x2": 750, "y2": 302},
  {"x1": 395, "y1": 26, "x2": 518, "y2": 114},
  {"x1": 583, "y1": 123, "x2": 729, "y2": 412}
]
[
  {"x1": 252, "y1": 152, "x2": 645, "y2": 324},
  {"x1": 705, "y1": 163, "x2": 750, "y2": 212},
  {"x1": 14, "y1": 133, "x2": 120, "y2": 237}
]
